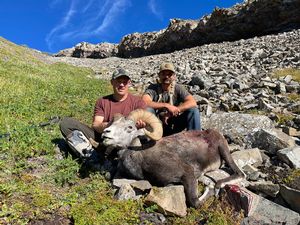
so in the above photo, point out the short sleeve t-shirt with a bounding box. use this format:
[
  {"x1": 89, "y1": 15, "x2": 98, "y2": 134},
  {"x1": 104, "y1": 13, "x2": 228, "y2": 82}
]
[
  {"x1": 144, "y1": 83, "x2": 190, "y2": 106},
  {"x1": 93, "y1": 93, "x2": 146, "y2": 122}
]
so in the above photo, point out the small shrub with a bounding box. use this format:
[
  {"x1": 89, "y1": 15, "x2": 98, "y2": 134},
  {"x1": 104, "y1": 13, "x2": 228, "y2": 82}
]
[
  {"x1": 144, "y1": 203, "x2": 159, "y2": 213},
  {"x1": 283, "y1": 169, "x2": 300, "y2": 189}
]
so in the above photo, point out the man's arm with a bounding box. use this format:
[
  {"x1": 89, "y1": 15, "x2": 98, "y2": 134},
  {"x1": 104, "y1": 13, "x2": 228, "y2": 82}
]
[
  {"x1": 177, "y1": 95, "x2": 197, "y2": 113},
  {"x1": 92, "y1": 115, "x2": 108, "y2": 133},
  {"x1": 142, "y1": 94, "x2": 170, "y2": 110},
  {"x1": 142, "y1": 94, "x2": 180, "y2": 116}
]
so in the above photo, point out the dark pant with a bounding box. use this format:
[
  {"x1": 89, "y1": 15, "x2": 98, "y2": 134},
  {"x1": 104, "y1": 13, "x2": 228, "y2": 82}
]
[
  {"x1": 147, "y1": 107, "x2": 201, "y2": 136},
  {"x1": 59, "y1": 117, "x2": 102, "y2": 142}
]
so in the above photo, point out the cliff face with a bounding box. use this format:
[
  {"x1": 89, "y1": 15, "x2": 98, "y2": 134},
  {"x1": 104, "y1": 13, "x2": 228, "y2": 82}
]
[{"x1": 55, "y1": 0, "x2": 300, "y2": 59}]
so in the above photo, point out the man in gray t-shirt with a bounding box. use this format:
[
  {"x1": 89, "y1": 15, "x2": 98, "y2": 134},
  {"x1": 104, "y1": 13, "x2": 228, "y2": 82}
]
[{"x1": 142, "y1": 62, "x2": 201, "y2": 136}]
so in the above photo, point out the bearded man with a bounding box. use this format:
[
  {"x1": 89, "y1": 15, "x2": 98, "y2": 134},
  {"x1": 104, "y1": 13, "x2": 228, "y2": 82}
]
[{"x1": 142, "y1": 62, "x2": 201, "y2": 136}]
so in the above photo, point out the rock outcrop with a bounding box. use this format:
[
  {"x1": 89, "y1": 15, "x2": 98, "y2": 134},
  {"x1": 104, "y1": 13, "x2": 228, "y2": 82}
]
[
  {"x1": 56, "y1": 42, "x2": 118, "y2": 59},
  {"x1": 55, "y1": 0, "x2": 300, "y2": 58}
]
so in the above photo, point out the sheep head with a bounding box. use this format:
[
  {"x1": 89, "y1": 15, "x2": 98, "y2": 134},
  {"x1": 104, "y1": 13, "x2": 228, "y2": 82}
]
[{"x1": 102, "y1": 109, "x2": 163, "y2": 148}]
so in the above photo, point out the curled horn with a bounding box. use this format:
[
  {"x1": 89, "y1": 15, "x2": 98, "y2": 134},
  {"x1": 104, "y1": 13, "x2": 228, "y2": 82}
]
[{"x1": 127, "y1": 109, "x2": 163, "y2": 141}]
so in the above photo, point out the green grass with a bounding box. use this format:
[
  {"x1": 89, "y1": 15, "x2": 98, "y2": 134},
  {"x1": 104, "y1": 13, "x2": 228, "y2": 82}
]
[
  {"x1": 283, "y1": 169, "x2": 300, "y2": 187},
  {"x1": 0, "y1": 37, "x2": 136, "y2": 224},
  {"x1": 271, "y1": 68, "x2": 300, "y2": 112},
  {"x1": 271, "y1": 68, "x2": 300, "y2": 82},
  {"x1": 0, "y1": 37, "x2": 242, "y2": 224}
]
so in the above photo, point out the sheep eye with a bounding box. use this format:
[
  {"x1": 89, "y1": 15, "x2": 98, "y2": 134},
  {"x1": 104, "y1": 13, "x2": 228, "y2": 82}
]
[{"x1": 128, "y1": 126, "x2": 133, "y2": 129}]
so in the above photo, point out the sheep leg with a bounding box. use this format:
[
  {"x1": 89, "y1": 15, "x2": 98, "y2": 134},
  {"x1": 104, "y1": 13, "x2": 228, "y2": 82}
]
[
  {"x1": 198, "y1": 186, "x2": 215, "y2": 203},
  {"x1": 215, "y1": 141, "x2": 245, "y2": 189},
  {"x1": 182, "y1": 168, "x2": 200, "y2": 208}
]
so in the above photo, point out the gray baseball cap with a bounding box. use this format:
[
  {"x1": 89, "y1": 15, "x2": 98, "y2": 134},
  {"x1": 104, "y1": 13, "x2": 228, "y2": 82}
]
[{"x1": 112, "y1": 68, "x2": 131, "y2": 80}]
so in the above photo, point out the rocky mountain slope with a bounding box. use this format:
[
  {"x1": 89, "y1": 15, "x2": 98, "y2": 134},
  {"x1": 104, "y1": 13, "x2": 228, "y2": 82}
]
[
  {"x1": 47, "y1": 28, "x2": 300, "y2": 130},
  {"x1": 55, "y1": 0, "x2": 300, "y2": 59},
  {"x1": 36, "y1": 26, "x2": 300, "y2": 223},
  {"x1": 6, "y1": 0, "x2": 299, "y2": 223}
]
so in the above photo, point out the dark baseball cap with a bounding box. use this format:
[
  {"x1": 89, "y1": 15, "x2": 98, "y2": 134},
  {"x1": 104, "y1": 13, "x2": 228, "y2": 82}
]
[{"x1": 112, "y1": 68, "x2": 131, "y2": 80}]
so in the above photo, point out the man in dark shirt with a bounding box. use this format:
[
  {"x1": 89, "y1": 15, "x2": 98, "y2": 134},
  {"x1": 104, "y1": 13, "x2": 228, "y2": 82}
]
[
  {"x1": 60, "y1": 68, "x2": 146, "y2": 158},
  {"x1": 142, "y1": 62, "x2": 201, "y2": 136}
]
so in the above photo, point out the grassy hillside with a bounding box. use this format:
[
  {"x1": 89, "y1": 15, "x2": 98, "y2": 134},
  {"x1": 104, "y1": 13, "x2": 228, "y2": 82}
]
[
  {"x1": 0, "y1": 38, "x2": 137, "y2": 224},
  {"x1": 0, "y1": 38, "x2": 241, "y2": 224}
]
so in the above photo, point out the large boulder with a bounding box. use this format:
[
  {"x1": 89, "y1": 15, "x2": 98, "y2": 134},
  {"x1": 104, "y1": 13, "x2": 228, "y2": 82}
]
[
  {"x1": 144, "y1": 185, "x2": 187, "y2": 217},
  {"x1": 202, "y1": 112, "x2": 274, "y2": 146},
  {"x1": 277, "y1": 146, "x2": 300, "y2": 168},
  {"x1": 246, "y1": 128, "x2": 296, "y2": 154},
  {"x1": 225, "y1": 185, "x2": 300, "y2": 224},
  {"x1": 193, "y1": 0, "x2": 300, "y2": 44}
]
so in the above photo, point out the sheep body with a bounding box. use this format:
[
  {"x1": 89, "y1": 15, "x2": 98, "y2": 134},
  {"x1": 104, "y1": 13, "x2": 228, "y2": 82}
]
[{"x1": 103, "y1": 126, "x2": 245, "y2": 207}]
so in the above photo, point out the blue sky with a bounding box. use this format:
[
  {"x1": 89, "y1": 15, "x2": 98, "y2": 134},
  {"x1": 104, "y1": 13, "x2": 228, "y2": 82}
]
[{"x1": 0, "y1": 0, "x2": 243, "y2": 54}]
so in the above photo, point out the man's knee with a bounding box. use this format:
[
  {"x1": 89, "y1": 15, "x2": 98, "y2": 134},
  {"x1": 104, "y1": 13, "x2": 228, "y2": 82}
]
[
  {"x1": 60, "y1": 117, "x2": 71, "y2": 129},
  {"x1": 185, "y1": 107, "x2": 201, "y2": 130},
  {"x1": 185, "y1": 107, "x2": 200, "y2": 117},
  {"x1": 59, "y1": 117, "x2": 78, "y2": 137}
]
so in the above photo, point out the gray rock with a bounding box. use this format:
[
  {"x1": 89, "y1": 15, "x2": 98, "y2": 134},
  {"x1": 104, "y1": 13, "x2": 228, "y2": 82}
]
[
  {"x1": 248, "y1": 180, "x2": 280, "y2": 198},
  {"x1": 242, "y1": 164, "x2": 261, "y2": 181},
  {"x1": 144, "y1": 185, "x2": 187, "y2": 217},
  {"x1": 258, "y1": 98, "x2": 275, "y2": 111},
  {"x1": 225, "y1": 185, "x2": 300, "y2": 225},
  {"x1": 202, "y1": 112, "x2": 274, "y2": 146},
  {"x1": 112, "y1": 178, "x2": 137, "y2": 188},
  {"x1": 131, "y1": 180, "x2": 152, "y2": 193},
  {"x1": 114, "y1": 183, "x2": 137, "y2": 200},
  {"x1": 56, "y1": 42, "x2": 118, "y2": 58},
  {"x1": 277, "y1": 146, "x2": 300, "y2": 168},
  {"x1": 280, "y1": 184, "x2": 300, "y2": 213},
  {"x1": 282, "y1": 126, "x2": 300, "y2": 137},
  {"x1": 231, "y1": 148, "x2": 263, "y2": 169},
  {"x1": 246, "y1": 128, "x2": 296, "y2": 154}
]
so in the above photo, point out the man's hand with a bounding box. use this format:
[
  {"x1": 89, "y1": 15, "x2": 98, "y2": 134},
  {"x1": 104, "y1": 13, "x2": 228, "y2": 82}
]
[
  {"x1": 92, "y1": 119, "x2": 109, "y2": 134},
  {"x1": 160, "y1": 112, "x2": 172, "y2": 125},
  {"x1": 165, "y1": 104, "x2": 181, "y2": 117},
  {"x1": 136, "y1": 119, "x2": 146, "y2": 129}
]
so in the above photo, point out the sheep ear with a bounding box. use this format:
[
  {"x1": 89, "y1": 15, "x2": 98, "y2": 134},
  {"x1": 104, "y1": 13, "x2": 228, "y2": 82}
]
[
  {"x1": 135, "y1": 129, "x2": 145, "y2": 137},
  {"x1": 130, "y1": 137, "x2": 142, "y2": 147}
]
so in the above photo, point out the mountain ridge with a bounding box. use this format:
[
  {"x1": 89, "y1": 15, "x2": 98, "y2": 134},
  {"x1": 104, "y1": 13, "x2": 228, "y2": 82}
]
[{"x1": 55, "y1": 0, "x2": 300, "y2": 59}]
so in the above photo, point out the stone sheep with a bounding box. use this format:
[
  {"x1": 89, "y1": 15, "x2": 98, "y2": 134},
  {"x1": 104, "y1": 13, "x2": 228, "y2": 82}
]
[{"x1": 97, "y1": 109, "x2": 245, "y2": 208}]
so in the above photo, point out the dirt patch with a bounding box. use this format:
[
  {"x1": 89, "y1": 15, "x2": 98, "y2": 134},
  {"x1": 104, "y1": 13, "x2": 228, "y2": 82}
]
[{"x1": 28, "y1": 214, "x2": 72, "y2": 225}]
